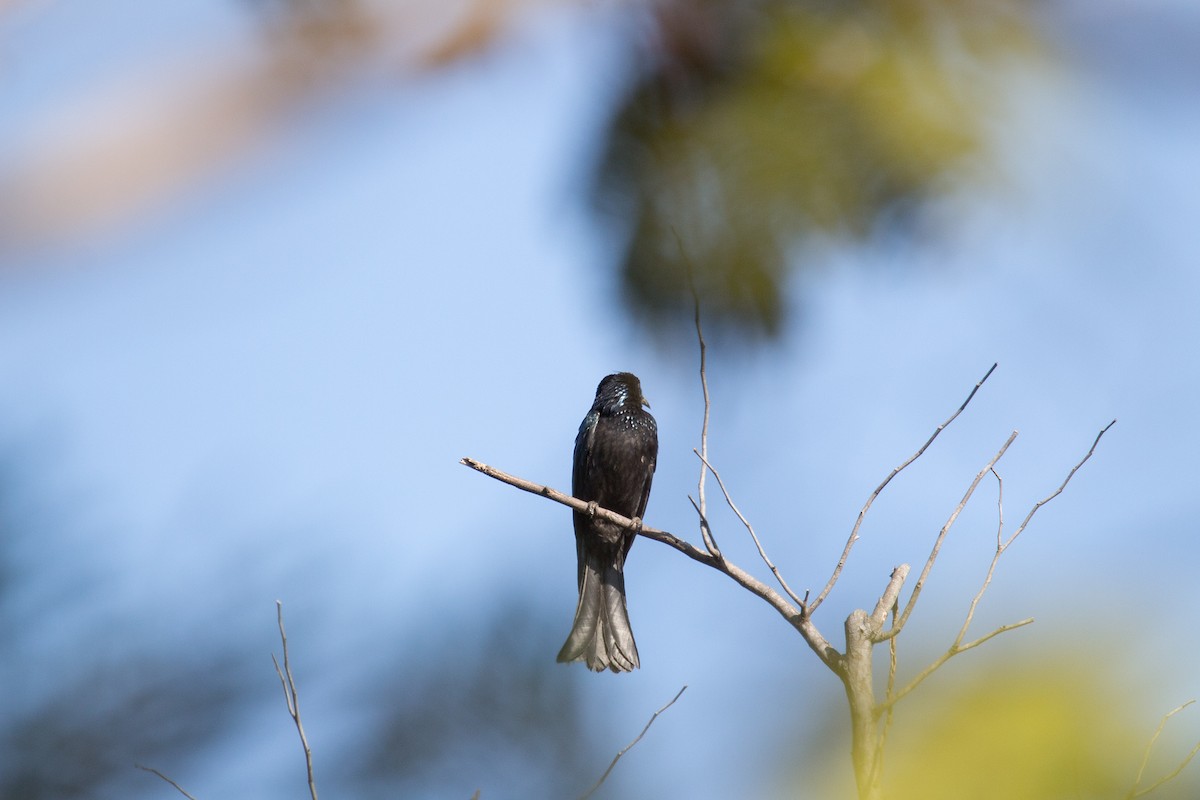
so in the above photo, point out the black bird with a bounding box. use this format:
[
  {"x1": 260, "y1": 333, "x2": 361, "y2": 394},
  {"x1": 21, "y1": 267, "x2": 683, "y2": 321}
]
[{"x1": 557, "y1": 372, "x2": 658, "y2": 673}]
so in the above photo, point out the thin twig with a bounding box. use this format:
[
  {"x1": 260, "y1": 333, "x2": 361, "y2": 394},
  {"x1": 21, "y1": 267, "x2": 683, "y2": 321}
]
[
  {"x1": 1126, "y1": 701, "x2": 1200, "y2": 799},
  {"x1": 1006, "y1": 419, "x2": 1117, "y2": 548},
  {"x1": 869, "y1": 600, "x2": 901, "y2": 790},
  {"x1": 689, "y1": 275, "x2": 721, "y2": 558},
  {"x1": 946, "y1": 467, "x2": 1009, "y2": 651},
  {"x1": 694, "y1": 449, "x2": 805, "y2": 607},
  {"x1": 687, "y1": 494, "x2": 721, "y2": 560},
  {"x1": 273, "y1": 601, "x2": 318, "y2": 800},
  {"x1": 876, "y1": 617, "x2": 1034, "y2": 715},
  {"x1": 877, "y1": 424, "x2": 1116, "y2": 712},
  {"x1": 135, "y1": 764, "x2": 199, "y2": 800},
  {"x1": 894, "y1": 431, "x2": 1018, "y2": 631},
  {"x1": 810, "y1": 363, "x2": 998, "y2": 614},
  {"x1": 579, "y1": 685, "x2": 688, "y2": 800}
]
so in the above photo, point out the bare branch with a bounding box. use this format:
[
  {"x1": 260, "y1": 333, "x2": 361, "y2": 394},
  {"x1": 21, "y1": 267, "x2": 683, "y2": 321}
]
[
  {"x1": 872, "y1": 602, "x2": 901, "y2": 788},
  {"x1": 870, "y1": 565, "x2": 909, "y2": 629},
  {"x1": 877, "y1": 617, "x2": 1034, "y2": 714},
  {"x1": 273, "y1": 601, "x2": 318, "y2": 800},
  {"x1": 1127, "y1": 701, "x2": 1200, "y2": 799},
  {"x1": 135, "y1": 764, "x2": 199, "y2": 800},
  {"x1": 579, "y1": 685, "x2": 688, "y2": 800},
  {"x1": 460, "y1": 457, "x2": 844, "y2": 671},
  {"x1": 946, "y1": 467, "x2": 1008, "y2": 651},
  {"x1": 694, "y1": 448, "x2": 805, "y2": 607},
  {"x1": 810, "y1": 363, "x2": 998, "y2": 614},
  {"x1": 1006, "y1": 419, "x2": 1116, "y2": 548},
  {"x1": 878, "y1": 421, "x2": 1113, "y2": 714},
  {"x1": 895, "y1": 431, "x2": 1018, "y2": 631},
  {"x1": 687, "y1": 494, "x2": 721, "y2": 561},
  {"x1": 460, "y1": 457, "x2": 718, "y2": 565},
  {"x1": 690, "y1": 278, "x2": 721, "y2": 558}
]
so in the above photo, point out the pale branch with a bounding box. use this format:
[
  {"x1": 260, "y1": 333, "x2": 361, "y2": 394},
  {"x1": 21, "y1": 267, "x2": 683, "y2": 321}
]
[
  {"x1": 871, "y1": 603, "x2": 901, "y2": 788},
  {"x1": 893, "y1": 431, "x2": 1018, "y2": 632},
  {"x1": 870, "y1": 565, "x2": 910, "y2": 630},
  {"x1": 1126, "y1": 701, "x2": 1200, "y2": 799},
  {"x1": 1006, "y1": 419, "x2": 1117, "y2": 548},
  {"x1": 687, "y1": 495, "x2": 722, "y2": 561},
  {"x1": 691, "y1": 277, "x2": 719, "y2": 558},
  {"x1": 874, "y1": 424, "x2": 1118, "y2": 714},
  {"x1": 694, "y1": 448, "x2": 805, "y2": 608},
  {"x1": 578, "y1": 685, "x2": 688, "y2": 800},
  {"x1": 949, "y1": 467, "x2": 1008, "y2": 652},
  {"x1": 460, "y1": 457, "x2": 718, "y2": 565},
  {"x1": 876, "y1": 617, "x2": 1034, "y2": 715},
  {"x1": 991, "y1": 466, "x2": 1005, "y2": 548},
  {"x1": 862, "y1": 569, "x2": 909, "y2": 791},
  {"x1": 273, "y1": 601, "x2": 318, "y2": 800},
  {"x1": 459, "y1": 457, "x2": 843, "y2": 672},
  {"x1": 810, "y1": 363, "x2": 998, "y2": 614},
  {"x1": 135, "y1": 764, "x2": 199, "y2": 800},
  {"x1": 886, "y1": 419, "x2": 1116, "y2": 642}
]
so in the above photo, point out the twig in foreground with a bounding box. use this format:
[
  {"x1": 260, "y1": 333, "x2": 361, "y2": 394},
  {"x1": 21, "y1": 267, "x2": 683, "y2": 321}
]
[
  {"x1": 578, "y1": 685, "x2": 688, "y2": 800},
  {"x1": 273, "y1": 600, "x2": 319, "y2": 800},
  {"x1": 1126, "y1": 701, "x2": 1200, "y2": 799},
  {"x1": 135, "y1": 764, "x2": 199, "y2": 800}
]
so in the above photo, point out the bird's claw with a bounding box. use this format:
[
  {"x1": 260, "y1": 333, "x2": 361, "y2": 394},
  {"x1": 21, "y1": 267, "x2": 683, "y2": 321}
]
[
  {"x1": 631, "y1": 516, "x2": 644, "y2": 534},
  {"x1": 586, "y1": 500, "x2": 599, "y2": 518}
]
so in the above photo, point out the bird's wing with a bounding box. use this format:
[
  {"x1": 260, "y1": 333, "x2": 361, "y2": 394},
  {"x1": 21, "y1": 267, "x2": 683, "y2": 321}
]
[{"x1": 572, "y1": 408, "x2": 599, "y2": 496}]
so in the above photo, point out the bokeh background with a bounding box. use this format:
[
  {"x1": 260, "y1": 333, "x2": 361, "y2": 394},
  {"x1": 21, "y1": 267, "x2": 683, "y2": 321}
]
[{"x1": 2, "y1": 1, "x2": 1199, "y2": 798}]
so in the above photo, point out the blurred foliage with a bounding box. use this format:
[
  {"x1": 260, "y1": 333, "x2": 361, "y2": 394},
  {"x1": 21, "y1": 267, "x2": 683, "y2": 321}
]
[
  {"x1": 0, "y1": 434, "x2": 608, "y2": 798},
  {"x1": 791, "y1": 654, "x2": 1200, "y2": 799},
  {"x1": 1, "y1": 657, "x2": 249, "y2": 800},
  {"x1": 0, "y1": 442, "x2": 254, "y2": 800},
  {"x1": 593, "y1": 0, "x2": 1043, "y2": 337},
  {"x1": 348, "y1": 603, "x2": 606, "y2": 799}
]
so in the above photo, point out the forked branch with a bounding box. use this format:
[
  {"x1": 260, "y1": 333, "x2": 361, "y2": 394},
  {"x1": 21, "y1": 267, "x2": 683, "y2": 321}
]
[
  {"x1": 694, "y1": 449, "x2": 805, "y2": 608},
  {"x1": 877, "y1": 420, "x2": 1117, "y2": 714},
  {"x1": 273, "y1": 601, "x2": 318, "y2": 800},
  {"x1": 810, "y1": 364, "x2": 998, "y2": 614}
]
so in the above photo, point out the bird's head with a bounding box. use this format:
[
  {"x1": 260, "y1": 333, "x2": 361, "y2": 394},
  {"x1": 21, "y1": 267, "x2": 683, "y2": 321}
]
[{"x1": 594, "y1": 372, "x2": 650, "y2": 414}]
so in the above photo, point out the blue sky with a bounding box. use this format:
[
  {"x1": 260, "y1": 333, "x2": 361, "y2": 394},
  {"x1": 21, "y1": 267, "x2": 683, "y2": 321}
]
[{"x1": 2, "y1": 2, "x2": 1199, "y2": 798}]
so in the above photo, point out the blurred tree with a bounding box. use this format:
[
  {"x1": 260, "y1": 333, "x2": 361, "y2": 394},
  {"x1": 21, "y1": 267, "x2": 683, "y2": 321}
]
[
  {"x1": 592, "y1": 0, "x2": 1043, "y2": 337},
  {"x1": 2, "y1": 0, "x2": 1044, "y2": 327},
  {"x1": 348, "y1": 603, "x2": 607, "y2": 799},
  {"x1": 0, "y1": 442, "x2": 254, "y2": 800},
  {"x1": 790, "y1": 655, "x2": 1200, "y2": 799},
  {"x1": 1, "y1": 657, "x2": 249, "y2": 800}
]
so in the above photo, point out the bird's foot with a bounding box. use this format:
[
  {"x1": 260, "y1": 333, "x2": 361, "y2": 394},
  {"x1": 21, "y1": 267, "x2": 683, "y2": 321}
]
[
  {"x1": 586, "y1": 500, "x2": 599, "y2": 518},
  {"x1": 631, "y1": 516, "x2": 644, "y2": 534}
]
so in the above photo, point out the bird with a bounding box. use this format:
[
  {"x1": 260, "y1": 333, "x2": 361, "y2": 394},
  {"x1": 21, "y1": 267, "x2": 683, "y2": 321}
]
[{"x1": 557, "y1": 372, "x2": 658, "y2": 673}]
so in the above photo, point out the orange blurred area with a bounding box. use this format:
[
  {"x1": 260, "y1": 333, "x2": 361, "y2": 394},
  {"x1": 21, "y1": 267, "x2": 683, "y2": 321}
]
[{"x1": 0, "y1": 0, "x2": 566, "y2": 251}]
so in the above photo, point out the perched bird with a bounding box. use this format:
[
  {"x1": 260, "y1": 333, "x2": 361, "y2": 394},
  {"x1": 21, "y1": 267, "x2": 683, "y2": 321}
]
[{"x1": 557, "y1": 372, "x2": 658, "y2": 673}]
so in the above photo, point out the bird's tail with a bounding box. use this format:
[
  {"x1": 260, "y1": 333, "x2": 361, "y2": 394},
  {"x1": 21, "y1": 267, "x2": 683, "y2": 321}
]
[{"x1": 556, "y1": 547, "x2": 639, "y2": 673}]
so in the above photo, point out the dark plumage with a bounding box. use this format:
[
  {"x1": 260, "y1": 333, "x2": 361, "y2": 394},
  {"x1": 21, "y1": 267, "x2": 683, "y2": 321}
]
[{"x1": 557, "y1": 372, "x2": 658, "y2": 673}]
